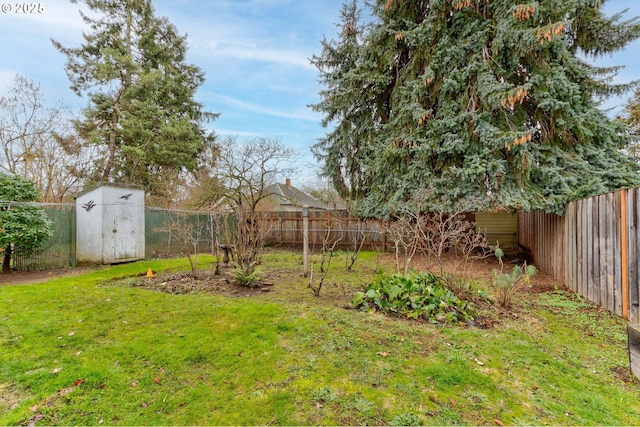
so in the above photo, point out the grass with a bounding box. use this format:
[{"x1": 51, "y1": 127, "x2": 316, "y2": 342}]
[{"x1": 1, "y1": 250, "x2": 639, "y2": 425}]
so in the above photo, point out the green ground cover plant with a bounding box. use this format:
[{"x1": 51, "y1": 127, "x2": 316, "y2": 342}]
[
  {"x1": 1, "y1": 250, "x2": 639, "y2": 425},
  {"x1": 351, "y1": 271, "x2": 477, "y2": 323}
]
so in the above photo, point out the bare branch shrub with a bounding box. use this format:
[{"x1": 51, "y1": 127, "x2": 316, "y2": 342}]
[
  {"x1": 389, "y1": 191, "x2": 492, "y2": 278},
  {"x1": 214, "y1": 136, "x2": 299, "y2": 284},
  {"x1": 308, "y1": 225, "x2": 343, "y2": 296},
  {"x1": 154, "y1": 212, "x2": 209, "y2": 274},
  {"x1": 387, "y1": 216, "x2": 423, "y2": 274},
  {"x1": 415, "y1": 208, "x2": 491, "y2": 277},
  {"x1": 344, "y1": 219, "x2": 368, "y2": 270}
]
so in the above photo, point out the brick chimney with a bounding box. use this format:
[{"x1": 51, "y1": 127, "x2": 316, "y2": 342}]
[{"x1": 285, "y1": 178, "x2": 291, "y2": 187}]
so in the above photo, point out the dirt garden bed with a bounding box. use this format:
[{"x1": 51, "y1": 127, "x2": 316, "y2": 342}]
[{"x1": 91, "y1": 248, "x2": 566, "y2": 331}]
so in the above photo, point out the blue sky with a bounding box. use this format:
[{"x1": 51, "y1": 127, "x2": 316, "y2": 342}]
[{"x1": 1, "y1": 0, "x2": 639, "y2": 185}]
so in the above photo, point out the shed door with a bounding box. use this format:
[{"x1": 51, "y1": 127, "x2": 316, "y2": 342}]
[{"x1": 109, "y1": 204, "x2": 139, "y2": 261}]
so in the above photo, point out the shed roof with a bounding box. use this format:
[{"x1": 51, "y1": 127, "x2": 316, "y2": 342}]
[{"x1": 76, "y1": 182, "x2": 144, "y2": 198}]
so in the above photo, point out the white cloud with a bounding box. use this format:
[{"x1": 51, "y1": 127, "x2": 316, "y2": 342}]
[
  {"x1": 206, "y1": 43, "x2": 314, "y2": 70},
  {"x1": 210, "y1": 93, "x2": 319, "y2": 122},
  {"x1": 214, "y1": 128, "x2": 266, "y2": 138}
]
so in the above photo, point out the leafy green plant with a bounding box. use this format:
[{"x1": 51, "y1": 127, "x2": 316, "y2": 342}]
[
  {"x1": 312, "y1": 386, "x2": 338, "y2": 403},
  {"x1": 351, "y1": 271, "x2": 478, "y2": 323},
  {"x1": 232, "y1": 262, "x2": 261, "y2": 287},
  {"x1": 391, "y1": 412, "x2": 422, "y2": 426},
  {"x1": 492, "y1": 247, "x2": 537, "y2": 308},
  {"x1": 0, "y1": 173, "x2": 53, "y2": 273}
]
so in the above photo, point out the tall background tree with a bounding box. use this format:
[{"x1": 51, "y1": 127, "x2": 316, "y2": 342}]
[
  {"x1": 619, "y1": 85, "x2": 640, "y2": 157},
  {"x1": 0, "y1": 74, "x2": 89, "y2": 202},
  {"x1": 0, "y1": 172, "x2": 52, "y2": 273},
  {"x1": 52, "y1": 0, "x2": 217, "y2": 202},
  {"x1": 311, "y1": 0, "x2": 373, "y2": 203},
  {"x1": 313, "y1": 0, "x2": 640, "y2": 216}
]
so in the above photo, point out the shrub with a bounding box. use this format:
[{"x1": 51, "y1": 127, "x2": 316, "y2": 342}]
[
  {"x1": 351, "y1": 271, "x2": 477, "y2": 323},
  {"x1": 231, "y1": 262, "x2": 261, "y2": 287},
  {"x1": 492, "y1": 247, "x2": 537, "y2": 307}
]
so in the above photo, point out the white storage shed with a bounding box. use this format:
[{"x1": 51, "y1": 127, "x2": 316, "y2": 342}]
[{"x1": 76, "y1": 183, "x2": 145, "y2": 264}]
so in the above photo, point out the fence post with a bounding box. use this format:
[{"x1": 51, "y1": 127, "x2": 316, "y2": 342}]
[
  {"x1": 621, "y1": 190, "x2": 629, "y2": 320},
  {"x1": 303, "y1": 205, "x2": 309, "y2": 277}
]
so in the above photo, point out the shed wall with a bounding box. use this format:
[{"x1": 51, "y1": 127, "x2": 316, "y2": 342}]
[
  {"x1": 76, "y1": 185, "x2": 144, "y2": 264},
  {"x1": 476, "y1": 212, "x2": 518, "y2": 249}
]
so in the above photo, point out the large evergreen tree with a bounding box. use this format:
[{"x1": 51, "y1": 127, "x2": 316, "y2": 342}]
[
  {"x1": 313, "y1": 0, "x2": 640, "y2": 216},
  {"x1": 619, "y1": 85, "x2": 640, "y2": 157},
  {"x1": 52, "y1": 0, "x2": 216, "y2": 198},
  {"x1": 311, "y1": 0, "x2": 373, "y2": 202}
]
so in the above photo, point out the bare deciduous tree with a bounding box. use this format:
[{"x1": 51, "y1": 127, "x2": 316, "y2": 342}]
[
  {"x1": 214, "y1": 136, "x2": 299, "y2": 280},
  {"x1": 0, "y1": 74, "x2": 92, "y2": 202}
]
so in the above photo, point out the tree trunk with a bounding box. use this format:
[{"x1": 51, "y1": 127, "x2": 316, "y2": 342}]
[
  {"x1": 102, "y1": 86, "x2": 125, "y2": 182},
  {"x1": 2, "y1": 244, "x2": 12, "y2": 274}
]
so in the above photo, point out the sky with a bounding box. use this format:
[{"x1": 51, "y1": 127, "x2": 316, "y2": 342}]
[{"x1": 1, "y1": 0, "x2": 640, "y2": 187}]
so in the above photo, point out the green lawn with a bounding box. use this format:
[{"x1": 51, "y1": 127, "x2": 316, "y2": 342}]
[{"x1": 0, "y1": 251, "x2": 639, "y2": 425}]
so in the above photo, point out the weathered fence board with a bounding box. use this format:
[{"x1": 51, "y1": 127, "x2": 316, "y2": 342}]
[
  {"x1": 627, "y1": 188, "x2": 640, "y2": 323},
  {"x1": 262, "y1": 210, "x2": 390, "y2": 251},
  {"x1": 629, "y1": 324, "x2": 640, "y2": 381},
  {"x1": 519, "y1": 188, "x2": 640, "y2": 321},
  {"x1": 518, "y1": 210, "x2": 563, "y2": 279}
]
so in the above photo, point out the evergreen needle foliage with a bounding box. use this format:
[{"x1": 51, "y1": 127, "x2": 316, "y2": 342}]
[
  {"x1": 52, "y1": 0, "x2": 217, "y2": 199},
  {"x1": 312, "y1": 0, "x2": 640, "y2": 215}
]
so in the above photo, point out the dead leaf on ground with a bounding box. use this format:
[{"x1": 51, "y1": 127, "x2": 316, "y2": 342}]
[
  {"x1": 27, "y1": 413, "x2": 45, "y2": 427},
  {"x1": 376, "y1": 351, "x2": 390, "y2": 357},
  {"x1": 57, "y1": 387, "x2": 75, "y2": 396}
]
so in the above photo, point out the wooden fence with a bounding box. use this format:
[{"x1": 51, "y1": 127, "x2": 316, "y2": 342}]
[
  {"x1": 262, "y1": 210, "x2": 391, "y2": 251},
  {"x1": 518, "y1": 188, "x2": 640, "y2": 323}
]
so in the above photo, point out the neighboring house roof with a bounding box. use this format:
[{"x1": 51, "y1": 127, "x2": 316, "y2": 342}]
[
  {"x1": 263, "y1": 180, "x2": 330, "y2": 211},
  {"x1": 212, "y1": 179, "x2": 336, "y2": 212}
]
